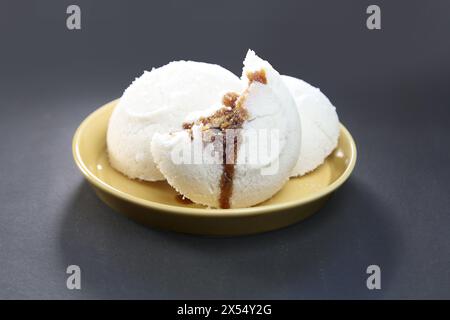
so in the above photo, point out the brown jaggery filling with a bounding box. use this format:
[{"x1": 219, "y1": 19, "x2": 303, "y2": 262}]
[
  {"x1": 181, "y1": 69, "x2": 266, "y2": 208},
  {"x1": 182, "y1": 92, "x2": 247, "y2": 209},
  {"x1": 219, "y1": 132, "x2": 237, "y2": 209},
  {"x1": 247, "y1": 69, "x2": 267, "y2": 85},
  {"x1": 222, "y1": 92, "x2": 239, "y2": 107},
  {"x1": 184, "y1": 93, "x2": 247, "y2": 132}
]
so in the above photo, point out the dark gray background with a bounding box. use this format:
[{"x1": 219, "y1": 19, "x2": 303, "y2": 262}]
[{"x1": 0, "y1": 0, "x2": 449, "y2": 299}]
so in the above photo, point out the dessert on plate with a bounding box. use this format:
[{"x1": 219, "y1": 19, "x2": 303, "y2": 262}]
[
  {"x1": 106, "y1": 50, "x2": 340, "y2": 209},
  {"x1": 152, "y1": 51, "x2": 301, "y2": 208}
]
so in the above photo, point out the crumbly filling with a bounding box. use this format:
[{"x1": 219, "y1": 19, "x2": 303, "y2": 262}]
[
  {"x1": 181, "y1": 69, "x2": 267, "y2": 208},
  {"x1": 182, "y1": 92, "x2": 248, "y2": 132},
  {"x1": 246, "y1": 69, "x2": 267, "y2": 85}
]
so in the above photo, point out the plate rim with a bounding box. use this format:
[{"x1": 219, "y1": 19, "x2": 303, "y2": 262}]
[{"x1": 72, "y1": 100, "x2": 357, "y2": 217}]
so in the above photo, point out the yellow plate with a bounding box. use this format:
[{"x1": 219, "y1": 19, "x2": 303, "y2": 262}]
[{"x1": 72, "y1": 100, "x2": 357, "y2": 236}]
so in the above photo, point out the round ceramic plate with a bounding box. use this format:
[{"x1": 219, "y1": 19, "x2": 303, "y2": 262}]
[{"x1": 73, "y1": 100, "x2": 357, "y2": 236}]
